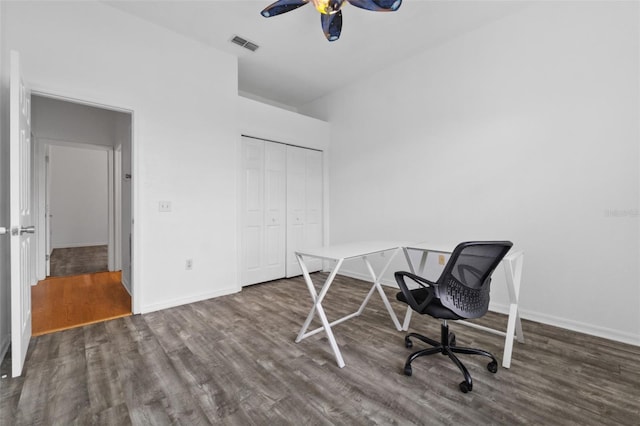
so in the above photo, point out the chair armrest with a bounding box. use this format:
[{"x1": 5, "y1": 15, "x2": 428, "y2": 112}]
[{"x1": 394, "y1": 271, "x2": 437, "y2": 313}]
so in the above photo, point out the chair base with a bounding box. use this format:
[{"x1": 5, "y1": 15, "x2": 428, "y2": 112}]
[{"x1": 403, "y1": 321, "x2": 498, "y2": 393}]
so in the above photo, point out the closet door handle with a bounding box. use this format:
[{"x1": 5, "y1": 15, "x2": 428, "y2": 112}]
[{"x1": 19, "y1": 226, "x2": 36, "y2": 235}]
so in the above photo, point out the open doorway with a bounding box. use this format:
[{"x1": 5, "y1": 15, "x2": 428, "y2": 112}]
[
  {"x1": 31, "y1": 94, "x2": 133, "y2": 335},
  {"x1": 47, "y1": 143, "x2": 110, "y2": 276}
]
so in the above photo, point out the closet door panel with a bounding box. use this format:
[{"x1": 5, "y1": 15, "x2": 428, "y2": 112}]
[
  {"x1": 304, "y1": 149, "x2": 323, "y2": 273},
  {"x1": 286, "y1": 146, "x2": 305, "y2": 277},
  {"x1": 242, "y1": 138, "x2": 324, "y2": 283},
  {"x1": 287, "y1": 145, "x2": 323, "y2": 277},
  {"x1": 241, "y1": 138, "x2": 265, "y2": 285},
  {"x1": 263, "y1": 142, "x2": 286, "y2": 281}
]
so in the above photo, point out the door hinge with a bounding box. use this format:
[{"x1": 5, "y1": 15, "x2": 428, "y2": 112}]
[{"x1": 45, "y1": 254, "x2": 50, "y2": 261}]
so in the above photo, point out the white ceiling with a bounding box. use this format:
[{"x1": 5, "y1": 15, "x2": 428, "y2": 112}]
[{"x1": 105, "y1": 0, "x2": 529, "y2": 110}]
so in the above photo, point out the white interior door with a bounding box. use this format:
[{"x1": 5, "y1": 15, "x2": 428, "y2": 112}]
[
  {"x1": 240, "y1": 138, "x2": 322, "y2": 283},
  {"x1": 9, "y1": 50, "x2": 34, "y2": 377},
  {"x1": 286, "y1": 146, "x2": 306, "y2": 277},
  {"x1": 240, "y1": 137, "x2": 287, "y2": 285},
  {"x1": 241, "y1": 138, "x2": 265, "y2": 285},
  {"x1": 304, "y1": 149, "x2": 323, "y2": 253},
  {"x1": 263, "y1": 142, "x2": 286, "y2": 281},
  {"x1": 286, "y1": 146, "x2": 323, "y2": 277}
]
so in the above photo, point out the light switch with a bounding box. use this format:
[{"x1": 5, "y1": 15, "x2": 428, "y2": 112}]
[{"x1": 159, "y1": 201, "x2": 172, "y2": 212}]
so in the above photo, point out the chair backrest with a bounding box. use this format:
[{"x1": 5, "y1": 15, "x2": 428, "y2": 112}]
[{"x1": 436, "y1": 241, "x2": 513, "y2": 319}]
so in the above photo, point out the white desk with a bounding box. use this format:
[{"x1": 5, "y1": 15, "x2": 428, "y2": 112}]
[
  {"x1": 402, "y1": 243, "x2": 525, "y2": 368},
  {"x1": 295, "y1": 241, "x2": 409, "y2": 368}
]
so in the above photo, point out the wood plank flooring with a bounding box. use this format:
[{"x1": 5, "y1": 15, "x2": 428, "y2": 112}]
[
  {"x1": 50, "y1": 245, "x2": 108, "y2": 277},
  {"x1": 31, "y1": 271, "x2": 131, "y2": 336},
  {"x1": 2, "y1": 273, "x2": 639, "y2": 425}
]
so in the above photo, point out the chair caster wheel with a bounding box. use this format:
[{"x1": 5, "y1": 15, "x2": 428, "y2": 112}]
[
  {"x1": 459, "y1": 381, "x2": 472, "y2": 393},
  {"x1": 405, "y1": 337, "x2": 413, "y2": 349},
  {"x1": 487, "y1": 361, "x2": 498, "y2": 374},
  {"x1": 403, "y1": 365, "x2": 412, "y2": 376},
  {"x1": 449, "y1": 333, "x2": 456, "y2": 347}
]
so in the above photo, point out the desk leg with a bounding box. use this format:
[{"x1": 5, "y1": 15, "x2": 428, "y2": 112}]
[
  {"x1": 359, "y1": 250, "x2": 403, "y2": 331},
  {"x1": 501, "y1": 251, "x2": 525, "y2": 368},
  {"x1": 401, "y1": 307, "x2": 413, "y2": 331},
  {"x1": 295, "y1": 254, "x2": 346, "y2": 368},
  {"x1": 314, "y1": 301, "x2": 345, "y2": 368}
]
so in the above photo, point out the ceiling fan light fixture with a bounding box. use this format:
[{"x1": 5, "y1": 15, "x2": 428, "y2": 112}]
[
  {"x1": 260, "y1": 0, "x2": 401, "y2": 41},
  {"x1": 311, "y1": 0, "x2": 344, "y2": 14}
]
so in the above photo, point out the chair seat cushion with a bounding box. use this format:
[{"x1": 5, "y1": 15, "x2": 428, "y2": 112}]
[{"x1": 396, "y1": 288, "x2": 463, "y2": 320}]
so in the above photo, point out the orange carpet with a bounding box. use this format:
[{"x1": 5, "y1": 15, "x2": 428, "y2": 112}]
[{"x1": 31, "y1": 271, "x2": 131, "y2": 336}]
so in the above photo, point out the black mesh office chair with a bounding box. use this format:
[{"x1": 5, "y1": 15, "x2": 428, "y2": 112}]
[{"x1": 395, "y1": 241, "x2": 513, "y2": 393}]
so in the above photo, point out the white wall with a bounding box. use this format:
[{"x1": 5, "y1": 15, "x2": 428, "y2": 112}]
[
  {"x1": 0, "y1": 0, "x2": 10, "y2": 362},
  {"x1": 239, "y1": 96, "x2": 330, "y2": 151},
  {"x1": 3, "y1": 0, "x2": 239, "y2": 313},
  {"x1": 301, "y1": 1, "x2": 640, "y2": 345},
  {"x1": 32, "y1": 95, "x2": 119, "y2": 147},
  {"x1": 49, "y1": 145, "x2": 109, "y2": 248}
]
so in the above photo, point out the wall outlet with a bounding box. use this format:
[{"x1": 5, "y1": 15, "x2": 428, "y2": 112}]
[
  {"x1": 438, "y1": 254, "x2": 446, "y2": 265},
  {"x1": 185, "y1": 259, "x2": 193, "y2": 270},
  {"x1": 159, "y1": 201, "x2": 172, "y2": 212}
]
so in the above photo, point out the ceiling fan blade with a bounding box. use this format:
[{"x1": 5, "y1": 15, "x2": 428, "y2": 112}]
[
  {"x1": 261, "y1": 0, "x2": 309, "y2": 17},
  {"x1": 347, "y1": 0, "x2": 401, "y2": 12},
  {"x1": 321, "y1": 10, "x2": 342, "y2": 41}
]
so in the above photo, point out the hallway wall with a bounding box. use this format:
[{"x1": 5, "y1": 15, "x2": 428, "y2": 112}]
[{"x1": 49, "y1": 145, "x2": 109, "y2": 249}]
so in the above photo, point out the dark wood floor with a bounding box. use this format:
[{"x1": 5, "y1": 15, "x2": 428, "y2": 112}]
[
  {"x1": 1, "y1": 273, "x2": 639, "y2": 425},
  {"x1": 50, "y1": 245, "x2": 108, "y2": 277}
]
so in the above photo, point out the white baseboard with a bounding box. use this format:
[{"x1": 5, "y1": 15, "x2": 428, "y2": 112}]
[
  {"x1": 335, "y1": 269, "x2": 640, "y2": 347},
  {"x1": 141, "y1": 285, "x2": 241, "y2": 314},
  {"x1": 516, "y1": 309, "x2": 640, "y2": 347},
  {"x1": 52, "y1": 242, "x2": 108, "y2": 249}
]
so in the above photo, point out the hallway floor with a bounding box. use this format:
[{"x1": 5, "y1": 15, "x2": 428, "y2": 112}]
[
  {"x1": 50, "y1": 245, "x2": 108, "y2": 277},
  {"x1": 31, "y1": 271, "x2": 131, "y2": 336}
]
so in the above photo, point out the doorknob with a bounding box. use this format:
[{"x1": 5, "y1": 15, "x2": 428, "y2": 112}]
[
  {"x1": 0, "y1": 227, "x2": 7, "y2": 235},
  {"x1": 19, "y1": 226, "x2": 35, "y2": 235}
]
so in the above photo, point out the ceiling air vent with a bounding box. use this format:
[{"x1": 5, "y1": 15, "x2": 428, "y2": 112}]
[{"x1": 231, "y1": 35, "x2": 259, "y2": 52}]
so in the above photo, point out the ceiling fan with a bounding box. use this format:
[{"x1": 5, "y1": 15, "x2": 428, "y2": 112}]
[{"x1": 261, "y1": 0, "x2": 402, "y2": 42}]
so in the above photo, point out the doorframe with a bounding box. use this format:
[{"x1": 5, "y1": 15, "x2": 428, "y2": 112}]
[
  {"x1": 29, "y1": 89, "x2": 140, "y2": 313},
  {"x1": 114, "y1": 145, "x2": 122, "y2": 271},
  {"x1": 34, "y1": 139, "x2": 47, "y2": 279}
]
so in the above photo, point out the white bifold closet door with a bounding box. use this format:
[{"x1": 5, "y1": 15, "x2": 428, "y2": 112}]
[
  {"x1": 241, "y1": 137, "x2": 287, "y2": 286},
  {"x1": 240, "y1": 137, "x2": 323, "y2": 286},
  {"x1": 286, "y1": 145, "x2": 322, "y2": 277}
]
